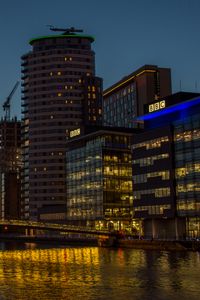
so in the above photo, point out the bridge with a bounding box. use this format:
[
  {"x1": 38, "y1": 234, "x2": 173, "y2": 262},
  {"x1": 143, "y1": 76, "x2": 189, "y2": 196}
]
[
  {"x1": 0, "y1": 219, "x2": 119, "y2": 247},
  {"x1": 0, "y1": 219, "x2": 112, "y2": 236}
]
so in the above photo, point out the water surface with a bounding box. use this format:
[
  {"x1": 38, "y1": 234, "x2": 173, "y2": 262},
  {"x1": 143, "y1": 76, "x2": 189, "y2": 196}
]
[{"x1": 0, "y1": 242, "x2": 199, "y2": 300}]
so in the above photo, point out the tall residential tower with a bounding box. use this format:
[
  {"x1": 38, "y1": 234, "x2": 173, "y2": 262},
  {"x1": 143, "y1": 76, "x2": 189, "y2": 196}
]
[{"x1": 21, "y1": 27, "x2": 102, "y2": 221}]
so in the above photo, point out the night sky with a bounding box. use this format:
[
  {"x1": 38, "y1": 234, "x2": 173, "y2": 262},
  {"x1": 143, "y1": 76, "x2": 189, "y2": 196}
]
[{"x1": 0, "y1": 0, "x2": 200, "y2": 119}]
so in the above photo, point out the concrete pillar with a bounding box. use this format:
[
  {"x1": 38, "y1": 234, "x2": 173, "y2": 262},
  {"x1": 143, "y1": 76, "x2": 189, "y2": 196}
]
[
  {"x1": 175, "y1": 217, "x2": 179, "y2": 240},
  {"x1": 152, "y1": 219, "x2": 156, "y2": 239}
]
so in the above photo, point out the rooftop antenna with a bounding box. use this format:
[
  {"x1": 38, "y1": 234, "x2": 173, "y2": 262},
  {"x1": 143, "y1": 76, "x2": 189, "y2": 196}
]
[
  {"x1": 195, "y1": 80, "x2": 197, "y2": 91},
  {"x1": 179, "y1": 80, "x2": 182, "y2": 91},
  {"x1": 47, "y1": 25, "x2": 83, "y2": 35}
]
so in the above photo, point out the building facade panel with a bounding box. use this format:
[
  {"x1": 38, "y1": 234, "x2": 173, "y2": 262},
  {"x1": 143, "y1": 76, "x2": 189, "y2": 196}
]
[{"x1": 132, "y1": 126, "x2": 175, "y2": 220}]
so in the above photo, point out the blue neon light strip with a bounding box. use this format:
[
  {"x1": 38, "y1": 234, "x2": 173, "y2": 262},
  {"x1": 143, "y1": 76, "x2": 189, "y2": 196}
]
[{"x1": 137, "y1": 96, "x2": 200, "y2": 120}]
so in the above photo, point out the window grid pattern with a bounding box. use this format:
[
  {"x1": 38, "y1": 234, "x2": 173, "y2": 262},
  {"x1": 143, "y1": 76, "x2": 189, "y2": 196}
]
[
  {"x1": 174, "y1": 113, "x2": 200, "y2": 217},
  {"x1": 66, "y1": 137, "x2": 104, "y2": 220},
  {"x1": 103, "y1": 82, "x2": 137, "y2": 128}
]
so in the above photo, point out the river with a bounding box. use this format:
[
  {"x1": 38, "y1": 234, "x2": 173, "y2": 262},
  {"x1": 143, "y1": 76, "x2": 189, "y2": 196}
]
[{"x1": 0, "y1": 241, "x2": 199, "y2": 300}]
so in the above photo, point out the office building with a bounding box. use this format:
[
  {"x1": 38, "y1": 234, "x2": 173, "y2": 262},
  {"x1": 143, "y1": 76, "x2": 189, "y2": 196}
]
[
  {"x1": 66, "y1": 126, "x2": 135, "y2": 230},
  {"x1": 103, "y1": 65, "x2": 171, "y2": 128},
  {"x1": 132, "y1": 92, "x2": 200, "y2": 239},
  {"x1": 21, "y1": 27, "x2": 102, "y2": 221},
  {"x1": 0, "y1": 118, "x2": 21, "y2": 219}
]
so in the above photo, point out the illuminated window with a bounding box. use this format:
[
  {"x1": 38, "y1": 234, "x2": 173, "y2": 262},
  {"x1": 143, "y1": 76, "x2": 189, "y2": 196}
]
[
  {"x1": 132, "y1": 136, "x2": 169, "y2": 150},
  {"x1": 58, "y1": 93, "x2": 62, "y2": 96},
  {"x1": 57, "y1": 71, "x2": 61, "y2": 75},
  {"x1": 133, "y1": 171, "x2": 170, "y2": 184},
  {"x1": 174, "y1": 129, "x2": 200, "y2": 142},
  {"x1": 134, "y1": 204, "x2": 170, "y2": 215},
  {"x1": 133, "y1": 187, "x2": 170, "y2": 199},
  {"x1": 176, "y1": 168, "x2": 187, "y2": 178},
  {"x1": 133, "y1": 153, "x2": 169, "y2": 167}
]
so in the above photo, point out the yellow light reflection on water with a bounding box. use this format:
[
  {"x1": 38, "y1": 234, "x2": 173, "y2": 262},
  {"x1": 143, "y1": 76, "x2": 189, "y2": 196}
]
[
  {"x1": 0, "y1": 246, "x2": 200, "y2": 300},
  {"x1": 0, "y1": 247, "x2": 101, "y2": 300}
]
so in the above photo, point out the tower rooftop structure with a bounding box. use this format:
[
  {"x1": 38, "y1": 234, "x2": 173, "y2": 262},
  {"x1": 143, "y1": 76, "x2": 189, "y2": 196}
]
[
  {"x1": 29, "y1": 34, "x2": 95, "y2": 45},
  {"x1": 29, "y1": 26, "x2": 95, "y2": 44}
]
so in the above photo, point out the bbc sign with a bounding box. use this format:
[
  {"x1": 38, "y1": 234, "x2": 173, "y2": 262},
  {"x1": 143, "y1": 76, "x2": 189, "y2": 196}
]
[{"x1": 148, "y1": 100, "x2": 166, "y2": 113}]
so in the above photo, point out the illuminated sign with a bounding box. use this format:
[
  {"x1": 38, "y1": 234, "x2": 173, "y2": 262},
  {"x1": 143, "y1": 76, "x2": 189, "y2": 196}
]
[
  {"x1": 148, "y1": 100, "x2": 166, "y2": 113},
  {"x1": 69, "y1": 128, "x2": 81, "y2": 138}
]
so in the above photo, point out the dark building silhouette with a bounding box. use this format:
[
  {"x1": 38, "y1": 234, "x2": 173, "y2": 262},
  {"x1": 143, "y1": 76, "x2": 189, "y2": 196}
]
[{"x1": 0, "y1": 118, "x2": 21, "y2": 220}]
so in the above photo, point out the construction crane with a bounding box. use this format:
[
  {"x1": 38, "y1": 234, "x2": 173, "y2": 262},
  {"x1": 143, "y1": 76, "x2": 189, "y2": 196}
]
[
  {"x1": 3, "y1": 81, "x2": 19, "y2": 121},
  {"x1": 48, "y1": 25, "x2": 83, "y2": 35}
]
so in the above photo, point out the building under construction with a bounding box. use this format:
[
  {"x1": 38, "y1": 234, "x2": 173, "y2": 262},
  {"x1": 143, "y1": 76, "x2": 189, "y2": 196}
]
[{"x1": 0, "y1": 118, "x2": 22, "y2": 220}]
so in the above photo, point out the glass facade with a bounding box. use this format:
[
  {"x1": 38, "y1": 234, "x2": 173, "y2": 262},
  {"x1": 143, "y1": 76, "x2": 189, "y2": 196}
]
[
  {"x1": 173, "y1": 113, "x2": 200, "y2": 237},
  {"x1": 103, "y1": 82, "x2": 137, "y2": 128},
  {"x1": 132, "y1": 128, "x2": 174, "y2": 219},
  {"x1": 66, "y1": 131, "x2": 133, "y2": 230},
  {"x1": 66, "y1": 137, "x2": 103, "y2": 222},
  {"x1": 134, "y1": 93, "x2": 200, "y2": 239}
]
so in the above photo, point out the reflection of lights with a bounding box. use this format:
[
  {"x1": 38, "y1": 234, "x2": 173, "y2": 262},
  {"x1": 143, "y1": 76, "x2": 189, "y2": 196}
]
[
  {"x1": 0, "y1": 247, "x2": 100, "y2": 266},
  {"x1": 0, "y1": 247, "x2": 100, "y2": 286}
]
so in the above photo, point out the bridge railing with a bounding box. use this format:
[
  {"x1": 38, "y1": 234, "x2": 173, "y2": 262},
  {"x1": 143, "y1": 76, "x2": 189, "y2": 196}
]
[{"x1": 0, "y1": 219, "x2": 111, "y2": 235}]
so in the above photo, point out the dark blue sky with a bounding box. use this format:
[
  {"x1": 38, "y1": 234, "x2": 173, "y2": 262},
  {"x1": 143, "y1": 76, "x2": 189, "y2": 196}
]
[{"x1": 0, "y1": 0, "x2": 200, "y2": 119}]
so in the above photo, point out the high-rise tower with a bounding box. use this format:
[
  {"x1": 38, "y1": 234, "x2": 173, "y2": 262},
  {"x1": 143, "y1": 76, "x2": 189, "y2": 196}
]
[{"x1": 21, "y1": 27, "x2": 102, "y2": 221}]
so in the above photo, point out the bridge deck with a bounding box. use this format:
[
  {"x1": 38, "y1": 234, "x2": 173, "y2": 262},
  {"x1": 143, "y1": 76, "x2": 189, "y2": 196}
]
[{"x1": 0, "y1": 220, "x2": 112, "y2": 236}]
